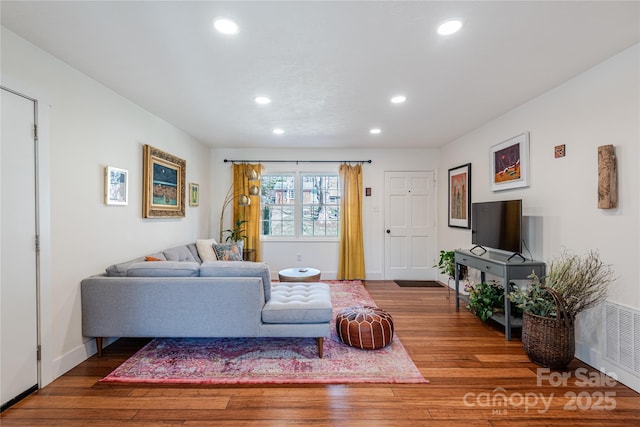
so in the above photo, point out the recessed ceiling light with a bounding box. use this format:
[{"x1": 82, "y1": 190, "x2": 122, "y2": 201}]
[
  {"x1": 370, "y1": 128, "x2": 381, "y2": 135},
  {"x1": 213, "y1": 18, "x2": 239, "y2": 35},
  {"x1": 273, "y1": 128, "x2": 285, "y2": 135},
  {"x1": 437, "y1": 19, "x2": 463, "y2": 36},
  {"x1": 254, "y1": 96, "x2": 271, "y2": 105},
  {"x1": 391, "y1": 95, "x2": 406, "y2": 104}
]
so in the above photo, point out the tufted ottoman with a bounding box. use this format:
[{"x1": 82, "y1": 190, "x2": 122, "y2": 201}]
[
  {"x1": 261, "y1": 282, "x2": 333, "y2": 357},
  {"x1": 336, "y1": 306, "x2": 394, "y2": 350}
]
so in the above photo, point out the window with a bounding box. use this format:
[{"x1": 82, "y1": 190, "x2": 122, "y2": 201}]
[{"x1": 261, "y1": 173, "x2": 340, "y2": 238}]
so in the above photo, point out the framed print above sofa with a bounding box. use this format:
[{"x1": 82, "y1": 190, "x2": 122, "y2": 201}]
[{"x1": 142, "y1": 144, "x2": 186, "y2": 218}]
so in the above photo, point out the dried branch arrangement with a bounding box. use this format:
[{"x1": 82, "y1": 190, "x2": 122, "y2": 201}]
[{"x1": 510, "y1": 250, "x2": 615, "y2": 318}]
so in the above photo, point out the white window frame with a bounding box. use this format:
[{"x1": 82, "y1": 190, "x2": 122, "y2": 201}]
[{"x1": 260, "y1": 169, "x2": 340, "y2": 241}]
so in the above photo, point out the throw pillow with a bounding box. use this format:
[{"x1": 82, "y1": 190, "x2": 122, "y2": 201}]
[
  {"x1": 145, "y1": 256, "x2": 163, "y2": 262},
  {"x1": 213, "y1": 243, "x2": 243, "y2": 261},
  {"x1": 196, "y1": 238, "x2": 218, "y2": 261}
]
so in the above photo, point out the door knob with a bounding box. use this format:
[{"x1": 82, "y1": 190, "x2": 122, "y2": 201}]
[{"x1": 386, "y1": 229, "x2": 391, "y2": 234}]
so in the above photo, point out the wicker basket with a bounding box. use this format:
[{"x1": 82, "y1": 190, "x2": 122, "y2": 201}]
[{"x1": 521, "y1": 288, "x2": 575, "y2": 369}]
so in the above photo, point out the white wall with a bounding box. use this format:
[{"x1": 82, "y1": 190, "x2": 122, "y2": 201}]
[
  {"x1": 1, "y1": 28, "x2": 212, "y2": 385},
  {"x1": 211, "y1": 148, "x2": 440, "y2": 280},
  {"x1": 438, "y1": 44, "x2": 640, "y2": 390}
]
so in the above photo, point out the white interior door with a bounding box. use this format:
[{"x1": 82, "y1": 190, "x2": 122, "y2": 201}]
[
  {"x1": 1, "y1": 87, "x2": 39, "y2": 408},
  {"x1": 384, "y1": 171, "x2": 436, "y2": 280}
]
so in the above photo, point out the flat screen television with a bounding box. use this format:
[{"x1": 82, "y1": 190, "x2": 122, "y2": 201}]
[{"x1": 471, "y1": 199, "x2": 522, "y2": 254}]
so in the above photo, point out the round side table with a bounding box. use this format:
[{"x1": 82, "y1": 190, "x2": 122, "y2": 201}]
[{"x1": 278, "y1": 267, "x2": 321, "y2": 282}]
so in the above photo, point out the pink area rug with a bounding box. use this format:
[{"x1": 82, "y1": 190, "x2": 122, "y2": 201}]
[{"x1": 101, "y1": 281, "x2": 427, "y2": 385}]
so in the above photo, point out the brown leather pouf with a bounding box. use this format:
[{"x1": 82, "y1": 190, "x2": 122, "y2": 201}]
[{"x1": 336, "y1": 306, "x2": 394, "y2": 350}]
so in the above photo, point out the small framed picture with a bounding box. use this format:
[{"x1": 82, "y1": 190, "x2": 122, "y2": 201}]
[
  {"x1": 448, "y1": 163, "x2": 471, "y2": 229},
  {"x1": 104, "y1": 166, "x2": 128, "y2": 205},
  {"x1": 491, "y1": 132, "x2": 530, "y2": 191},
  {"x1": 189, "y1": 183, "x2": 199, "y2": 207}
]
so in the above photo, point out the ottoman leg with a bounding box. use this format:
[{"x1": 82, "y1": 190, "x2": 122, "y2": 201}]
[{"x1": 316, "y1": 337, "x2": 324, "y2": 358}]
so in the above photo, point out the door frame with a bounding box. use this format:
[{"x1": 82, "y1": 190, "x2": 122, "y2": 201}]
[{"x1": 1, "y1": 84, "x2": 53, "y2": 389}]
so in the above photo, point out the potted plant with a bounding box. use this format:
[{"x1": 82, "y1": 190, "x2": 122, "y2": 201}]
[
  {"x1": 465, "y1": 281, "x2": 505, "y2": 323},
  {"x1": 223, "y1": 218, "x2": 248, "y2": 254},
  {"x1": 434, "y1": 250, "x2": 468, "y2": 279},
  {"x1": 509, "y1": 249, "x2": 615, "y2": 368}
]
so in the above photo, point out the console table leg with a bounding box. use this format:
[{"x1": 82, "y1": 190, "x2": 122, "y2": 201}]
[
  {"x1": 505, "y1": 279, "x2": 512, "y2": 340},
  {"x1": 454, "y1": 263, "x2": 460, "y2": 308}
]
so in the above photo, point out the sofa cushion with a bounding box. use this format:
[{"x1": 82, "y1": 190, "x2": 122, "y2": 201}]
[
  {"x1": 213, "y1": 243, "x2": 243, "y2": 261},
  {"x1": 126, "y1": 261, "x2": 200, "y2": 277},
  {"x1": 196, "y1": 239, "x2": 218, "y2": 262},
  {"x1": 199, "y1": 261, "x2": 272, "y2": 301},
  {"x1": 262, "y1": 282, "x2": 332, "y2": 324},
  {"x1": 163, "y1": 245, "x2": 198, "y2": 263},
  {"x1": 105, "y1": 257, "x2": 145, "y2": 277},
  {"x1": 186, "y1": 243, "x2": 202, "y2": 263}
]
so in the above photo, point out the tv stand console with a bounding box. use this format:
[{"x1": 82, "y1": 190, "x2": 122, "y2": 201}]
[{"x1": 454, "y1": 249, "x2": 546, "y2": 340}]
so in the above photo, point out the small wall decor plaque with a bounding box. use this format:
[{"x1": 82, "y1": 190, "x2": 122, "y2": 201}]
[{"x1": 598, "y1": 145, "x2": 617, "y2": 209}]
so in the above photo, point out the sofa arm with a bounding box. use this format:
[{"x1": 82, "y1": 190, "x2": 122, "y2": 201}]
[{"x1": 81, "y1": 276, "x2": 264, "y2": 339}]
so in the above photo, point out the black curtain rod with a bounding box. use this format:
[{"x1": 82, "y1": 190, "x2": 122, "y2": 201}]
[{"x1": 224, "y1": 159, "x2": 372, "y2": 164}]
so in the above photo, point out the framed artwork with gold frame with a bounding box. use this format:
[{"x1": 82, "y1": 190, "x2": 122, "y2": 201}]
[{"x1": 142, "y1": 145, "x2": 185, "y2": 218}]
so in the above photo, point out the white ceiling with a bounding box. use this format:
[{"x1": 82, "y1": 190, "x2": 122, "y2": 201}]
[{"x1": 2, "y1": 1, "x2": 638, "y2": 149}]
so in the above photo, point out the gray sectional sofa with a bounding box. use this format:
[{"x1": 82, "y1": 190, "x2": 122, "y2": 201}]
[{"x1": 81, "y1": 243, "x2": 333, "y2": 358}]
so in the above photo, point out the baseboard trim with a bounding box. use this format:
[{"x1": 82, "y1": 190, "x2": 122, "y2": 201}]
[{"x1": 51, "y1": 337, "x2": 119, "y2": 380}]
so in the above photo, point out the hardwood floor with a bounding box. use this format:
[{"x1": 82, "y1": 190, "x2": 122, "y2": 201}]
[{"x1": 3, "y1": 281, "x2": 639, "y2": 426}]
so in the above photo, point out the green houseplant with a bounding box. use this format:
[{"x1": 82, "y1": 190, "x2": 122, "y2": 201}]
[
  {"x1": 434, "y1": 250, "x2": 468, "y2": 300},
  {"x1": 435, "y1": 250, "x2": 456, "y2": 278},
  {"x1": 509, "y1": 249, "x2": 615, "y2": 368},
  {"x1": 222, "y1": 218, "x2": 248, "y2": 257},
  {"x1": 434, "y1": 249, "x2": 468, "y2": 279},
  {"x1": 223, "y1": 218, "x2": 247, "y2": 244},
  {"x1": 465, "y1": 281, "x2": 505, "y2": 323}
]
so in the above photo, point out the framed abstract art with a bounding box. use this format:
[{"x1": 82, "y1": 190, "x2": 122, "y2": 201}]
[
  {"x1": 448, "y1": 163, "x2": 471, "y2": 229},
  {"x1": 491, "y1": 133, "x2": 530, "y2": 191}
]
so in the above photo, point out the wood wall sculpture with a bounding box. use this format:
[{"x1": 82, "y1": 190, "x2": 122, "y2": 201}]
[{"x1": 597, "y1": 144, "x2": 617, "y2": 209}]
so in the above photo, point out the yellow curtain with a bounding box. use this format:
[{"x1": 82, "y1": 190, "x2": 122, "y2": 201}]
[
  {"x1": 232, "y1": 163, "x2": 263, "y2": 261},
  {"x1": 338, "y1": 163, "x2": 365, "y2": 280}
]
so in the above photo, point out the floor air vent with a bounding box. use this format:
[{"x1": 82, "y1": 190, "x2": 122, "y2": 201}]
[{"x1": 604, "y1": 301, "x2": 640, "y2": 376}]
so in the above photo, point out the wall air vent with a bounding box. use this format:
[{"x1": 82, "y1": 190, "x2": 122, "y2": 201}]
[{"x1": 603, "y1": 301, "x2": 640, "y2": 377}]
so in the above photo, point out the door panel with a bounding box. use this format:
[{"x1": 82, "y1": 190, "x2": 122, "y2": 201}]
[
  {"x1": 388, "y1": 236, "x2": 407, "y2": 269},
  {"x1": 411, "y1": 236, "x2": 430, "y2": 268},
  {"x1": 384, "y1": 171, "x2": 436, "y2": 280},
  {"x1": 1, "y1": 88, "x2": 39, "y2": 408}
]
